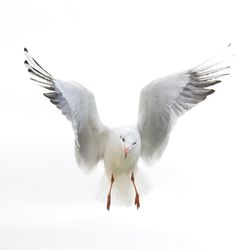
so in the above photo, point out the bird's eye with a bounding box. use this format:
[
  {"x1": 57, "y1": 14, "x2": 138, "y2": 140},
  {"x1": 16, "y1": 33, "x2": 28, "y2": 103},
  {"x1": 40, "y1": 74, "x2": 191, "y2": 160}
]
[
  {"x1": 133, "y1": 142, "x2": 136, "y2": 145},
  {"x1": 122, "y1": 138, "x2": 125, "y2": 142}
]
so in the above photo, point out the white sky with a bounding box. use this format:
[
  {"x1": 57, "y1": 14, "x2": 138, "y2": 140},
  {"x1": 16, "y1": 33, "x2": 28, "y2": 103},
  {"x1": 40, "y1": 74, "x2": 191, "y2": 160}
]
[{"x1": 0, "y1": 0, "x2": 249, "y2": 249}]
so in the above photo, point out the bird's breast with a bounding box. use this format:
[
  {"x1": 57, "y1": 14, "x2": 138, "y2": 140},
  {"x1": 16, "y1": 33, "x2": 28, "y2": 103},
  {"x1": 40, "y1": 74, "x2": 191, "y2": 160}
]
[{"x1": 103, "y1": 143, "x2": 139, "y2": 175}]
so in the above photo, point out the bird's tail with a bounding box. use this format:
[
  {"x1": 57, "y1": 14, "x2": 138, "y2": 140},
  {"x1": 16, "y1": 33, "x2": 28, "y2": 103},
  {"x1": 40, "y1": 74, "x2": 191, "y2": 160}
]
[{"x1": 96, "y1": 168, "x2": 152, "y2": 207}]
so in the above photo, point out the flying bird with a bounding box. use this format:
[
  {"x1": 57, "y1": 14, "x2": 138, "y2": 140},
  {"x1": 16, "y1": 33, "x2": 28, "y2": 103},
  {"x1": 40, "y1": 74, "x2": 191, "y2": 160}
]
[{"x1": 24, "y1": 46, "x2": 231, "y2": 210}]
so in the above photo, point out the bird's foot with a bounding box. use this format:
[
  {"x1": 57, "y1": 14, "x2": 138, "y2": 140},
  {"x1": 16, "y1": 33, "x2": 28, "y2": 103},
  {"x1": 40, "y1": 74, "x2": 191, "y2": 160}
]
[
  {"x1": 135, "y1": 193, "x2": 140, "y2": 209},
  {"x1": 106, "y1": 174, "x2": 114, "y2": 211},
  {"x1": 107, "y1": 194, "x2": 111, "y2": 211}
]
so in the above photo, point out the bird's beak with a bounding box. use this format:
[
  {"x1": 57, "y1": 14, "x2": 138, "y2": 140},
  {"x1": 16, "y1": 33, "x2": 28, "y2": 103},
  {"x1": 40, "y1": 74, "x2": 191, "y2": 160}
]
[{"x1": 124, "y1": 147, "x2": 129, "y2": 159}]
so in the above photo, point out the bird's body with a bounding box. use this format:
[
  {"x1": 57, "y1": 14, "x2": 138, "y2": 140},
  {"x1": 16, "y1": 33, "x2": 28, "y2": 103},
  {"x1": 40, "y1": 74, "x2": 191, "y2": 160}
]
[
  {"x1": 101, "y1": 127, "x2": 143, "y2": 208},
  {"x1": 24, "y1": 46, "x2": 231, "y2": 210},
  {"x1": 103, "y1": 127, "x2": 141, "y2": 176}
]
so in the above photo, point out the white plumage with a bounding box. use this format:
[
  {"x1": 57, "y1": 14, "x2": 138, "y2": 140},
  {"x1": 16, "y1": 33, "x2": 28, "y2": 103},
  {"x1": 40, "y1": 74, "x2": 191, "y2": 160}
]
[{"x1": 24, "y1": 46, "x2": 230, "y2": 209}]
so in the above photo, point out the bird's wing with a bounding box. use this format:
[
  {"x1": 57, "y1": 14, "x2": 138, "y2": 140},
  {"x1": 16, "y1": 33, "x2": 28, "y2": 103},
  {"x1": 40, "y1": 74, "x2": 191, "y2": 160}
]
[
  {"x1": 137, "y1": 55, "x2": 230, "y2": 164},
  {"x1": 24, "y1": 48, "x2": 109, "y2": 172}
]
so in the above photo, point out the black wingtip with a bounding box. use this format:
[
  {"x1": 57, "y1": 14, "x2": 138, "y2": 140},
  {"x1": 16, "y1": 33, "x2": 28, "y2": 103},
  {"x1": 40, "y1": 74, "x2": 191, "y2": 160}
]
[
  {"x1": 43, "y1": 92, "x2": 57, "y2": 99},
  {"x1": 24, "y1": 47, "x2": 28, "y2": 52},
  {"x1": 207, "y1": 89, "x2": 215, "y2": 95},
  {"x1": 209, "y1": 80, "x2": 221, "y2": 87},
  {"x1": 24, "y1": 60, "x2": 28, "y2": 64},
  {"x1": 43, "y1": 93, "x2": 49, "y2": 99}
]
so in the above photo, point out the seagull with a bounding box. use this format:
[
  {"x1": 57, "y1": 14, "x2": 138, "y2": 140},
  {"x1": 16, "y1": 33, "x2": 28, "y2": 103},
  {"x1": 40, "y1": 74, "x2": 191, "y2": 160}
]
[{"x1": 24, "y1": 46, "x2": 231, "y2": 210}]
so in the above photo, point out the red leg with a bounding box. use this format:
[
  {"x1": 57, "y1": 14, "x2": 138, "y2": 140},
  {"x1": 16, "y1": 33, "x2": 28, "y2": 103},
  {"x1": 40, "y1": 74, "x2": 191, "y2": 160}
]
[
  {"x1": 131, "y1": 172, "x2": 140, "y2": 209},
  {"x1": 107, "y1": 174, "x2": 114, "y2": 211}
]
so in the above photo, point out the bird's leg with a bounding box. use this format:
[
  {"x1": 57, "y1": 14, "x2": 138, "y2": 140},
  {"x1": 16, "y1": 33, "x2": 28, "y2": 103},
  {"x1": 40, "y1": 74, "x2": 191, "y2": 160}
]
[
  {"x1": 107, "y1": 174, "x2": 114, "y2": 211},
  {"x1": 131, "y1": 172, "x2": 140, "y2": 209}
]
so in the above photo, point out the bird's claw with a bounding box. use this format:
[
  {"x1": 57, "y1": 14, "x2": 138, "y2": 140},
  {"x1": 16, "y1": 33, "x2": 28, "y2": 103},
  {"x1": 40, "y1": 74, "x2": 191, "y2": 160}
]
[
  {"x1": 135, "y1": 193, "x2": 140, "y2": 209},
  {"x1": 107, "y1": 194, "x2": 111, "y2": 210}
]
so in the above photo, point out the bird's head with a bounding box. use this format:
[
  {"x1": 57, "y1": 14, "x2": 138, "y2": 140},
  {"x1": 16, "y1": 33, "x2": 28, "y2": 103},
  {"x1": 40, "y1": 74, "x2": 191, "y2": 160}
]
[{"x1": 119, "y1": 129, "x2": 141, "y2": 159}]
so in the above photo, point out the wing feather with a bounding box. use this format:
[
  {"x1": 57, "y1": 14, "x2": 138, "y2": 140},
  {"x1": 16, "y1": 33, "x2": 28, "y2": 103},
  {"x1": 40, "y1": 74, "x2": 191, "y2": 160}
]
[
  {"x1": 137, "y1": 55, "x2": 230, "y2": 164},
  {"x1": 24, "y1": 48, "x2": 109, "y2": 172}
]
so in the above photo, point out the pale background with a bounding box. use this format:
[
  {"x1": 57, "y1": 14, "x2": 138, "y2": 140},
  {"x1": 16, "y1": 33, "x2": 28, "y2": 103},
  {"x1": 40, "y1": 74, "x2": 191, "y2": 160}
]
[{"x1": 0, "y1": 0, "x2": 249, "y2": 249}]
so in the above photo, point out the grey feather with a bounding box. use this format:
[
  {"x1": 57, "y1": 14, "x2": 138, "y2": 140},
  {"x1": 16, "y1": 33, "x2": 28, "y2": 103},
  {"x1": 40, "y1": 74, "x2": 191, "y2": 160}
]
[
  {"x1": 39, "y1": 85, "x2": 54, "y2": 91},
  {"x1": 28, "y1": 69, "x2": 52, "y2": 83},
  {"x1": 194, "y1": 73, "x2": 229, "y2": 81},
  {"x1": 24, "y1": 48, "x2": 52, "y2": 77},
  {"x1": 43, "y1": 92, "x2": 58, "y2": 99},
  {"x1": 25, "y1": 60, "x2": 53, "y2": 81},
  {"x1": 30, "y1": 78, "x2": 52, "y2": 86},
  {"x1": 195, "y1": 66, "x2": 230, "y2": 77}
]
